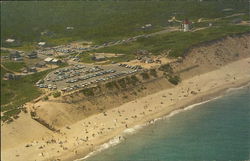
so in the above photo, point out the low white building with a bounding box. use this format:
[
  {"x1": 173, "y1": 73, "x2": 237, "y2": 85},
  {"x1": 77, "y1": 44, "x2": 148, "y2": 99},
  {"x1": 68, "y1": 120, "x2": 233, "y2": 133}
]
[
  {"x1": 38, "y1": 42, "x2": 46, "y2": 46},
  {"x1": 6, "y1": 39, "x2": 15, "y2": 43},
  {"x1": 44, "y1": 57, "x2": 53, "y2": 63},
  {"x1": 66, "y1": 26, "x2": 74, "y2": 30}
]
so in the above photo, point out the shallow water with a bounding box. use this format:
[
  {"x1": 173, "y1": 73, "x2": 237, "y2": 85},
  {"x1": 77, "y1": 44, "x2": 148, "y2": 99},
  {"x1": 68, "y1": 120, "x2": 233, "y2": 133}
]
[{"x1": 84, "y1": 86, "x2": 250, "y2": 161}]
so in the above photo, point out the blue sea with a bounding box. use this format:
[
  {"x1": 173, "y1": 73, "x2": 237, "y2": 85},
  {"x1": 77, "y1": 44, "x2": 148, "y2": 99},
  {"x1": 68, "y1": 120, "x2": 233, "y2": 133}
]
[{"x1": 84, "y1": 86, "x2": 250, "y2": 161}]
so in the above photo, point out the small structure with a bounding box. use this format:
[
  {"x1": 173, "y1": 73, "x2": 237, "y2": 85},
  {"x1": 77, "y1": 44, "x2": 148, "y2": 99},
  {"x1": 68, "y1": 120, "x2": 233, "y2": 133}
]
[
  {"x1": 145, "y1": 24, "x2": 152, "y2": 28},
  {"x1": 44, "y1": 57, "x2": 54, "y2": 64},
  {"x1": 66, "y1": 26, "x2": 74, "y2": 30},
  {"x1": 141, "y1": 24, "x2": 152, "y2": 29},
  {"x1": 182, "y1": 19, "x2": 191, "y2": 32},
  {"x1": 28, "y1": 67, "x2": 37, "y2": 73},
  {"x1": 209, "y1": 23, "x2": 213, "y2": 27},
  {"x1": 36, "y1": 61, "x2": 46, "y2": 68},
  {"x1": 5, "y1": 39, "x2": 15, "y2": 43},
  {"x1": 51, "y1": 59, "x2": 62, "y2": 64},
  {"x1": 10, "y1": 51, "x2": 23, "y2": 61},
  {"x1": 23, "y1": 67, "x2": 37, "y2": 73},
  {"x1": 27, "y1": 51, "x2": 38, "y2": 59},
  {"x1": 38, "y1": 42, "x2": 46, "y2": 46},
  {"x1": 4, "y1": 73, "x2": 20, "y2": 80},
  {"x1": 144, "y1": 58, "x2": 154, "y2": 64},
  {"x1": 92, "y1": 55, "x2": 106, "y2": 61}
]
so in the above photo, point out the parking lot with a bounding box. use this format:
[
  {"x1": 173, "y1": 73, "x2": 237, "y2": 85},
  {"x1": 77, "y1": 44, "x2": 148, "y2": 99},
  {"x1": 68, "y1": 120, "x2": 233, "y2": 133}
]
[{"x1": 36, "y1": 63, "x2": 142, "y2": 92}]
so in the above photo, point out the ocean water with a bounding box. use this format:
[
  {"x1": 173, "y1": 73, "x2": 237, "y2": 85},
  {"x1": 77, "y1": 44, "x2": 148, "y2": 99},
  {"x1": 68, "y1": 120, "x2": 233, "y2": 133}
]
[{"x1": 84, "y1": 86, "x2": 250, "y2": 161}]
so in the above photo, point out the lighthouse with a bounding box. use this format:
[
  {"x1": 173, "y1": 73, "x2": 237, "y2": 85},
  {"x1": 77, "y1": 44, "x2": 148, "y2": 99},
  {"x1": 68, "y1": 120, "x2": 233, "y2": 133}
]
[{"x1": 182, "y1": 19, "x2": 191, "y2": 32}]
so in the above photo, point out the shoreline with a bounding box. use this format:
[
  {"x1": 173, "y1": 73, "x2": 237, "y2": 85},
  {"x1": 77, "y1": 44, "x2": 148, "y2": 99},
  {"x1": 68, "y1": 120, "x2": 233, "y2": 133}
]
[
  {"x1": 2, "y1": 58, "x2": 250, "y2": 161},
  {"x1": 68, "y1": 79, "x2": 250, "y2": 161}
]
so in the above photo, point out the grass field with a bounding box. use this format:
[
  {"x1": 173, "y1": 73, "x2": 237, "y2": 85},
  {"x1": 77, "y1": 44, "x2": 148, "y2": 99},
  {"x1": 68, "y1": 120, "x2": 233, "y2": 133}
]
[
  {"x1": 0, "y1": 67, "x2": 53, "y2": 121},
  {"x1": 2, "y1": 61, "x2": 27, "y2": 72},
  {"x1": 1, "y1": 0, "x2": 249, "y2": 50},
  {"x1": 94, "y1": 25, "x2": 250, "y2": 58}
]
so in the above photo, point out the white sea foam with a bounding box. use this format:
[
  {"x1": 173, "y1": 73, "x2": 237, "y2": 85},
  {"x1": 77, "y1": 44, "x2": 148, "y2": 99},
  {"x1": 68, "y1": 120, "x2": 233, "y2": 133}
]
[
  {"x1": 226, "y1": 83, "x2": 250, "y2": 93},
  {"x1": 75, "y1": 136, "x2": 124, "y2": 161},
  {"x1": 74, "y1": 85, "x2": 248, "y2": 161}
]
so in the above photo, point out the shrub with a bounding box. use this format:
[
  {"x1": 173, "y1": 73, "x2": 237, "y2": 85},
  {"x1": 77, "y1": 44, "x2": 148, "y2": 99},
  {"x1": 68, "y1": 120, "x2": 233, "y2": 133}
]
[
  {"x1": 106, "y1": 80, "x2": 119, "y2": 89},
  {"x1": 168, "y1": 75, "x2": 181, "y2": 85},
  {"x1": 118, "y1": 78, "x2": 126, "y2": 88},
  {"x1": 149, "y1": 69, "x2": 157, "y2": 77},
  {"x1": 140, "y1": 72, "x2": 150, "y2": 80},
  {"x1": 159, "y1": 64, "x2": 173, "y2": 73},
  {"x1": 130, "y1": 75, "x2": 139, "y2": 85},
  {"x1": 82, "y1": 88, "x2": 94, "y2": 96},
  {"x1": 52, "y1": 91, "x2": 61, "y2": 98},
  {"x1": 43, "y1": 96, "x2": 49, "y2": 101}
]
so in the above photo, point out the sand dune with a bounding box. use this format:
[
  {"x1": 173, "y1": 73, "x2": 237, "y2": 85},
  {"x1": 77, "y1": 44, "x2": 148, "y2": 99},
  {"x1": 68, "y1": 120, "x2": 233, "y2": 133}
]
[{"x1": 2, "y1": 57, "x2": 250, "y2": 161}]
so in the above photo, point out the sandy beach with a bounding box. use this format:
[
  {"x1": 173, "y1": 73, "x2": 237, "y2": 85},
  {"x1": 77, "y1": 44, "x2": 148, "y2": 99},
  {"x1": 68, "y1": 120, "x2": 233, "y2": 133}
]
[{"x1": 1, "y1": 56, "x2": 250, "y2": 161}]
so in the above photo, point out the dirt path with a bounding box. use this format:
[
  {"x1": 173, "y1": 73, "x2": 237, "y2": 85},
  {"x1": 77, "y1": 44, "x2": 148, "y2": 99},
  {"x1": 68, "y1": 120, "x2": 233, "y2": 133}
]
[{"x1": 0, "y1": 64, "x2": 19, "y2": 74}]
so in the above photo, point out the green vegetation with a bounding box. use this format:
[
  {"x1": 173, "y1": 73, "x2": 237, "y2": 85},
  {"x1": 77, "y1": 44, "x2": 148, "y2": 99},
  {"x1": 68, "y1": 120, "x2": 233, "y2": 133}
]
[
  {"x1": 105, "y1": 80, "x2": 119, "y2": 89},
  {"x1": 1, "y1": 67, "x2": 53, "y2": 121},
  {"x1": 130, "y1": 75, "x2": 139, "y2": 84},
  {"x1": 81, "y1": 88, "x2": 94, "y2": 97},
  {"x1": 140, "y1": 72, "x2": 150, "y2": 80},
  {"x1": 52, "y1": 91, "x2": 61, "y2": 98},
  {"x1": 105, "y1": 75, "x2": 139, "y2": 89},
  {"x1": 97, "y1": 25, "x2": 250, "y2": 57},
  {"x1": 149, "y1": 69, "x2": 158, "y2": 77},
  {"x1": 117, "y1": 78, "x2": 127, "y2": 89},
  {"x1": 1, "y1": 1, "x2": 248, "y2": 50},
  {"x1": 79, "y1": 53, "x2": 95, "y2": 63},
  {"x1": 167, "y1": 75, "x2": 181, "y2": 85},
  {"x1": 159, "y1": 64, "x2": 173, "y2": 73},
  {"x1": 2, "y1": 61, "x2": 27, "y2": 72},
  {"x1": 1, "y1": 50, "x2": 11, "y2": 56}
]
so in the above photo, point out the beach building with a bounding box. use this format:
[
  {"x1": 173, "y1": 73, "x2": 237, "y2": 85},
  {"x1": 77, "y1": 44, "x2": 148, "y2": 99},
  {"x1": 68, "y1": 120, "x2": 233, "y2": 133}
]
[
  {"x1": 4, "y1": 73, "x2": 20, "y2": 80},
  {"x1": 51, "y1": 59, "x2": 62, "y2": 64},
  {"x1": 5, "y1": 39, "x2": 15, "y2": 43},
  {"x1": 92, "y1": 55, "x2": 106, "y2": 61},
  {"x1": 66, "y1": 26, "x2": 74, "y2": 30},
  {"x1": 10, "y1": 51, "x2": 23, "y2": 61},
  {"x1": 36, "y1": 61, "x2": 46, "y2": 68},
  {"x1": 38, "y1": 42, "x2": 46, "y2": 46},
  {"x1": 27, "y1": 51, "x2": 38, "y2": 59},
  {"x1": 44, "y1": 57, "x2": 54, "y2": 64}
]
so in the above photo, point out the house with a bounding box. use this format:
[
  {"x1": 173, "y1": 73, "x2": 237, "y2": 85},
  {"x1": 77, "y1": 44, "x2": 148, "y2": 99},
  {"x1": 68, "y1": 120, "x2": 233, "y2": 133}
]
[
  {"x1": 145, "y1": 24, "x2": 152, "y2": 28},
  {"x1": 36, "y1": 61, "x2": 46, "y2": 68},
  {"x1": 28, "y1": 67, "x2": 37, "y2": 73},
  {"x1": 66, "y1": 26, "x2": 74, "y2": 30},
  {"x1": 92, "y1": 55, "x2": 106, "y2": 61},
  {"x1": 4, "y1": 73, "x2": 20, "y2": 80},
  {"x1": 23, "y1": 67, "x2": 37, "y2": 73},
  {"x1": 44, "y1": 57, "x2": 54, "y2": 64},
  {"x1": 51, "y1": 59, "x2": 62, "y2": 64},
  {"x1": 10, "y1": 51, "x2": 23, "y2": 61},
  {"x1": 5, "y1": 39, "x2": 15, "y2": 43},
  {"x1": 27, "y1": 51, "x2": 38, "y2": 59},
  {"x1": 38, "y1": 42, "x2": 46, "y2": 46}
]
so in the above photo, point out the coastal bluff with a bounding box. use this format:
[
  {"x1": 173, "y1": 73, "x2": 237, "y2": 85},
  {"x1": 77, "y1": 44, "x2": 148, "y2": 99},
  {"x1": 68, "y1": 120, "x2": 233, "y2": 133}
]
[{"x1": 1, "y1": 33, "x2": 250, "y2": 161}]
